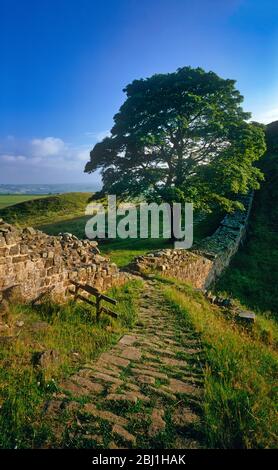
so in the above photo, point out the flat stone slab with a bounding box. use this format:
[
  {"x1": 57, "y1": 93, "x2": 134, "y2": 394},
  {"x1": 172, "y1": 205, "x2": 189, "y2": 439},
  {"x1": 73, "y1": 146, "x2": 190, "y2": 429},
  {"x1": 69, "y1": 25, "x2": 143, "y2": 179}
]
[
  {"x1": 59, "y1": 380, "x2": 87, "y2": 396},
  {"x1": 160, "y1": 357, "x2": 188, "y2": 368},
  {"x1": 83, "y1": 403, "x2": 128, "y2": 427},
  {"x1": 112, "y1": 424, "x2": 136, "y2": 444},
  {"x1": 70, "y1": 375, "x2": 104, "y2": 394},
  {"x1": 131, "y1": 367, "x2": 168, "y2": 380},
  {"x1": 149, "y1": 408, "x2": 166, "y2": 437},
  {"x1": 119, "y1": 347, "x2": 142, "y2": 361},
  {"x1": 118, "y1": 335, "x2": 138, "y2": 346},
  {"x1": 172, "y1": 406, "x2": 200, "y2": 428},
  {"x1": 45, "y1": 280, "x2": 204, "y2": 448},
  {"x1": 149, "y1": 385, "x2": 176, "y2": 402},
  {"x1": 100, "y1": 352, "x2": 130, "y2": 368},
  {"x1": 238, "y1": 310, "x2": 256, "y2": 322},
  {"x1": 93, "y1": 371, "x2": 123, "y2": 385},
  {"x1": 164, "y1": 378, "x2": 201, "y2": 396},
  {"x1": 136, "y1": 374, "x2": 156, "y2": 385},
  {"x1": 106, "y1": 392, "x2": 138, "y2": 404},
  {"x1": 83, "y1": 434, "x2": 103, "y2": 445}
]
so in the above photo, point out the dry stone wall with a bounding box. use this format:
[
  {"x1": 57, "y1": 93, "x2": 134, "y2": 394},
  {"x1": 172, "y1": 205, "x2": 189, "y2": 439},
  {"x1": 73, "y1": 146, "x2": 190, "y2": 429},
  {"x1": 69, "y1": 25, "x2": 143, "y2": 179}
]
[
  {"x1": 0, "y1": 220, "x2": 125, "y2": 303},
  {"x1": 130, "y1": 193, "x2": 253, "y2": 290}
]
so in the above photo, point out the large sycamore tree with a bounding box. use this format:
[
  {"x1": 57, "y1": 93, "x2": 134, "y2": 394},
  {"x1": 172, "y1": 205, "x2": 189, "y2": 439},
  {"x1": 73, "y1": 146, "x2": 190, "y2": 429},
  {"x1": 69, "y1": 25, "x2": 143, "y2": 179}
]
[{"x1": 85, "y1": 67, "x2": 266, "y2": 214}]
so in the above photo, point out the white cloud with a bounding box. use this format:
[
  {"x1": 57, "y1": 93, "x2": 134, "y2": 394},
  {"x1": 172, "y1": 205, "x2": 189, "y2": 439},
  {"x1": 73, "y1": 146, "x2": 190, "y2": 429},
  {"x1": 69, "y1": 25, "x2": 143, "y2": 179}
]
[
  {"x1": 0, "y1": 135, "x2": 93, "y2": 172},
  {"x1": 0, "y1": 134, "x2": 103, "y2": 184},
  {"x1": 31, "y1": 137, "x2": 66, "y2": 157}
]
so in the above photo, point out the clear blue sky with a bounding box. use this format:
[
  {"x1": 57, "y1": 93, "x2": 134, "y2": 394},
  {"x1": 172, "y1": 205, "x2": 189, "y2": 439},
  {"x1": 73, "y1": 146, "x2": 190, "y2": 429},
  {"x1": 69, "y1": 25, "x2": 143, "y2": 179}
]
[{"x1": 1, "y1": 0, "x2": 277, "y2": 184}]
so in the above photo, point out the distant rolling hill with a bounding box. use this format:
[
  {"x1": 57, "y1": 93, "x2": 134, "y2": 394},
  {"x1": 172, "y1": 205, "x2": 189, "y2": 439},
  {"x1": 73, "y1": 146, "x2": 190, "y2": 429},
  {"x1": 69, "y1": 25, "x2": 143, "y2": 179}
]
[
  {"x1": 0, "y1": 192, "x2": 92, "y2": 228},
  {"x1": 0, "y1": 194, "x2": 48, "y2": 210}
]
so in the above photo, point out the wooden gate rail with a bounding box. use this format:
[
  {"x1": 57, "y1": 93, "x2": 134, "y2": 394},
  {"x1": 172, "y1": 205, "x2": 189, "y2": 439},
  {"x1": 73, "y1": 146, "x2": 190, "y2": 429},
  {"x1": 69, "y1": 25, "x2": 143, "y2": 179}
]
[{"x1": 69, "y1": 280, "x2": 118, "y2": 321}]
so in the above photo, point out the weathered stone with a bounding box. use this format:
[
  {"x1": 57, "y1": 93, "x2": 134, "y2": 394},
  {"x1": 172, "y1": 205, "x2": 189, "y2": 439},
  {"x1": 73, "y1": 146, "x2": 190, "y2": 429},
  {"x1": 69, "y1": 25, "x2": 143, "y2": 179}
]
[
  {"x1": 131, "y1": 367, "x2": 168, "y2": 380},
  {"x1": 149, "y1": 386, "x2": 176, "y2": 401},
  {"x1": 119, "y1": 347, "x2": 142, "y2": 361},
  {"x1": 174, "y1": 436, "x2": 202, "y2": 449},
  {"x1": 136, "y1": 374, "x2": 156, "y2": 385},
  {"x1": 160, "y1": 357, "x2": 188, "y2": 368},
  {"x1": 83, "y1": 434, "x2": 103, "y2": 444},
  {"x1": 165, "y1": 378, "x2": 201, "y2": 396},
  {"x1": 106, "y1": 393, "x2": 138, "y2": 404},
  {"x1": 62, "y1": 401, "x2": 80, "y2": 414},
  {"x1": 100, "y1": 353, "x2": 130, "y2": 368},
  {"x1": 24, "y1": 227, "x2": 37, "y2": 235},
  {"x1": 112, "y1": 424, "x2": 136, "y2": 445},
  {"x1": 172, "y1": 406, "x2": 200, "y2": 428},
  {"x1": 83, "y1": 403, "x2": 128, "y2": 427},
  {"x1": 118, "y1": 335, "x2": 138, "y2": 346},
  {"x1": 149, "y1": 408, "x2": 165, "y2": 437},
  {"x1": 33, "y1": 349, "x2": 59, "y2": 369},
  {"x1": 238, "y1": 310, "x2": 256, "y2": 323},
  {"x1": 45, "y1": 400, "x2": 63, "y2": 416},
  {"x1": 0, "y1": 221, "x2": 125, "y2": 303},
  {"x1": 70, "y1": 375, "x2": 104, "y2": 394},
  {"x1": 93, "y1": 371, "x2": 123, "y2": 385},
  {"x1": 60, "y1": 380, "x2": 93, "y2": 397}
]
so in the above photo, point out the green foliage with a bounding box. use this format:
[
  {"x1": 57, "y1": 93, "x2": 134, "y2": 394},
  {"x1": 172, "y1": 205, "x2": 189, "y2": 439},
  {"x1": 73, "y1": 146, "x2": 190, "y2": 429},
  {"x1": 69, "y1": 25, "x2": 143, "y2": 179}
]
[
  {"x1": 162, "y1": 284, "x2": 278, "y2": 449},
  {"x1": 0, "y1": 192, "x2": 91, "y2": 227},
  {"x1": 265, "y1": 120, "x2": 278, "y2": 152},
  {"x1": 85, "y1": 66, "x2": 266, "y2": 212}
]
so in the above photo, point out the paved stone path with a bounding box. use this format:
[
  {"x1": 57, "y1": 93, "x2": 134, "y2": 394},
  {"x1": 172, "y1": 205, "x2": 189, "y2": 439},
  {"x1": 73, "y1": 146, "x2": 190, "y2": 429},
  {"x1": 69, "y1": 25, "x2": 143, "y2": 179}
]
[{"x1": 45, "y1": 280, "x2": 204, "y2": 449}]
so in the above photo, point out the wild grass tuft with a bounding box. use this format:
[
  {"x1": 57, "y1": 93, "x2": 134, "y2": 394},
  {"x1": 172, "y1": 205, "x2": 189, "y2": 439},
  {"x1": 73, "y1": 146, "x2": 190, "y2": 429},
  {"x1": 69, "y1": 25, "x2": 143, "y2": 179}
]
[
  {"x1": 0, "y1": 279, "x2": 142, "y2": 448},
  {"x1": 162, "y1": 284, "x2": 278, "y2": 449}
]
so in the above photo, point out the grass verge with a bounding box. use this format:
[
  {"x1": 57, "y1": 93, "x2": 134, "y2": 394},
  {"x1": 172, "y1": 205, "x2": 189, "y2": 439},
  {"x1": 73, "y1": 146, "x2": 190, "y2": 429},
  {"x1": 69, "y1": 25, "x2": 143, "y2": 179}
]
[
  {"x1": 216, "y1": 153, "x2": 278, "y2": 316},
  {"x1": 0, "y1": 279, "x2": 142, "y2": 448},
  {"x1": 162, "y1": 281, "x2": 278, "y2": 449}
]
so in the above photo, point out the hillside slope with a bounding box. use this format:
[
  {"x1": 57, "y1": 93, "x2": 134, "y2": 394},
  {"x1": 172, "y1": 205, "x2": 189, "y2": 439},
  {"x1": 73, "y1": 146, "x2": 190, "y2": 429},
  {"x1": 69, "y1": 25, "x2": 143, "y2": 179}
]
[
  {"x1": 0, "y1": 192, "x2": 91, "y2": 228},
  {"x1": 217, "y1": 152, "x2": 278, "y2": 315}
]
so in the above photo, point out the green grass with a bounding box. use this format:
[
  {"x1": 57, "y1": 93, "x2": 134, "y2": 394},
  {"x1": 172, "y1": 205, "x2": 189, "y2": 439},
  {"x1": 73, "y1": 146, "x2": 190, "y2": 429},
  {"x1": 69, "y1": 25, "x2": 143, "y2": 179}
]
[
  {"x1": 0, "y1": 279, "x2": 142, "y2": 448},
  {"x1": 216, "y1": 153, "x2": 278, "y2": 316},
  {"x1": 0, "y1": 194, "x2": 48, "y2": 210},
  {"x1": 0, "y1": 191, "x2": 223, "y2": 267},
  {"x1": 39, "y1": 209, "x2": 223, "y2": 267},
  {"x1": 162, "y1": 281, "x2": 278, "y2": 449},
  {"x1": 0, "y1": 192, "x2": 92, "y2": 227}
]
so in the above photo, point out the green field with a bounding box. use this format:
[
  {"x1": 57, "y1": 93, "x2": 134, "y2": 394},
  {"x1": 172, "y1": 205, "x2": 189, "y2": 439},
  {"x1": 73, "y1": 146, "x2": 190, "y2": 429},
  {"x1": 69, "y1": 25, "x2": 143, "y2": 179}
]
[
  {"x1": 0, "y1": 192, "x2": 92, "y2": 226},
  {"x1": 0, "y1": 194, "x2": 48, "y2": 210},
  {"x1": 38, "y1": 208, "x2": 222, "y2": 267},
  {"x1": 0, "y1": 191, "x2": 223, "y2": 267}
]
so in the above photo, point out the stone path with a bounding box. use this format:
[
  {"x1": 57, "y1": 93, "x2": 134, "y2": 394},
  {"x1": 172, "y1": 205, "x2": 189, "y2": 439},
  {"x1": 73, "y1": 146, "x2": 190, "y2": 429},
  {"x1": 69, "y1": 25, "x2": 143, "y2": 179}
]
[{"x1": 45, "y1": 280, "x2": 204, "y2": 449}]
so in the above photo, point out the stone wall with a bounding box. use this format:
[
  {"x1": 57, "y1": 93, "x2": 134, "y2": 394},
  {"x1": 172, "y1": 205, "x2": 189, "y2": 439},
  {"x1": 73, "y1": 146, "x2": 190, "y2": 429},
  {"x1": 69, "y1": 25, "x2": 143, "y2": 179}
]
[
  {"x1": 129, "y1": 193, "x2": 253, "y2": 290},
  {"x1": 0, "y1": 220, "x2": 125, "y2": 303}
]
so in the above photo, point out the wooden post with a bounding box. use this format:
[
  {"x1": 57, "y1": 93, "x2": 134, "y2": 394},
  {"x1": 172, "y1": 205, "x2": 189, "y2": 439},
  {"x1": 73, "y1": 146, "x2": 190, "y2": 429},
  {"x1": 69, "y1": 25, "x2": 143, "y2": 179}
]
[
  {"x1": 69, "y1": 281, "x2": 118, "y2": 321},
  {"x1": 96, "y1": 294, "x2": 101, "y2": 322}
]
